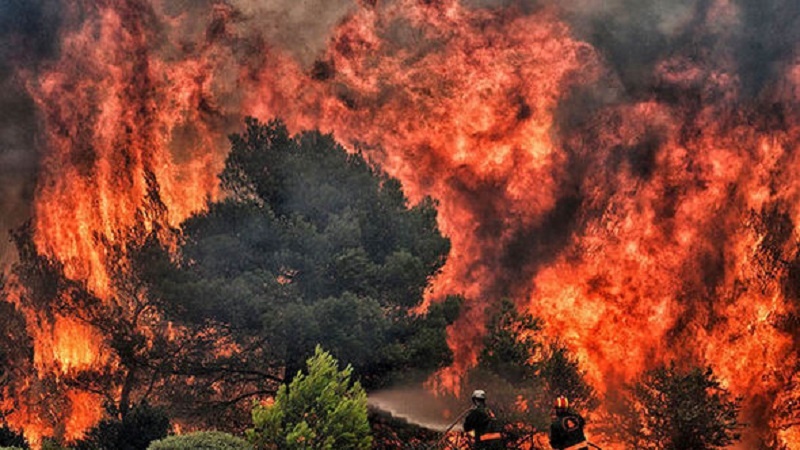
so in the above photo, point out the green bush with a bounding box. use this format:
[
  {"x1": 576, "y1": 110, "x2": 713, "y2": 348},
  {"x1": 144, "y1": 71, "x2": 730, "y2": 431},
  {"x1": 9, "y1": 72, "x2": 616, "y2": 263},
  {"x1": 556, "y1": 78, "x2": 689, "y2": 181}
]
[
  {"x1": 247, "y1": 346, "x2": 372, "y2": 450},
  {"x1": 0, "y1": 447, "x2": 24, "y2": 450},
  {"x1": 147, "y1": 431, "x2": 252, "y2": 450}
]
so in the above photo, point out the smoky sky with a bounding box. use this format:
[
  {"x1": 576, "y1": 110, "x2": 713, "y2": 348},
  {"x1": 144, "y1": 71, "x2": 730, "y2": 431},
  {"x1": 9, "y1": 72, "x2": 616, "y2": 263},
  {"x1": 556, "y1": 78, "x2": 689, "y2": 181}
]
[
  {"x1": 570, "y1": 0, "x2": 800, "y2": 100},
  {"x1": 468, "y1": 0, "x2": 800, "y2": 99},
  {"x1": 0, "y1": 0, "x2": 63, "y2": 269},
  {"x1": 229, "y1": 0, "x2": 355, "y2": 66}
]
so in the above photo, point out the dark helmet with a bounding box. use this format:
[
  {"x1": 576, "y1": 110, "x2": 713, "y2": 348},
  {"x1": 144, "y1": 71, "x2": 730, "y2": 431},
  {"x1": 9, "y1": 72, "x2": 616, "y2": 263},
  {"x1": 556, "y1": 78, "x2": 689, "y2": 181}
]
[{"x1": 471, "y1": 389, "x2": 486, "y2": 404}]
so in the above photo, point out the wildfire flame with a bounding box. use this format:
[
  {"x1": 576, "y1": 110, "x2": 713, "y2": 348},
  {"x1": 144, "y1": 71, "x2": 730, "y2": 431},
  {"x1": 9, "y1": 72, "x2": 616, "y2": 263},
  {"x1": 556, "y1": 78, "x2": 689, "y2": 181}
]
[{"x1": 2, "y1": 0, "x2": 799, "y2": 447}]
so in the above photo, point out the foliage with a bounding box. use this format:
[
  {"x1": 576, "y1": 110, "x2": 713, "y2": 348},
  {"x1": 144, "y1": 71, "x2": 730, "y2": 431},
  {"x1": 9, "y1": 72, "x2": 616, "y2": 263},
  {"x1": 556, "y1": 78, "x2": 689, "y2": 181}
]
[
  {"x1": 73, "y1": 402, "x2": 170, "y2": 450},
  {"x1": 147, "y1": 431, "x2": 252, "y2": 450},
  {"x1": 0, "y1": 423, "x2": 23, "y2": 449},
  {"x1": 602, "y1": 363, "x2": 743, "y2": 450},
  {"x1": 0, "y1": 423, "x2": 26, "y2": 450},
  {"x1": 247, "y1": 346, "x2": 371, "y2": 450},
  {"x1": 148, "y1": 118, "x2": 455, "y2": 387}
]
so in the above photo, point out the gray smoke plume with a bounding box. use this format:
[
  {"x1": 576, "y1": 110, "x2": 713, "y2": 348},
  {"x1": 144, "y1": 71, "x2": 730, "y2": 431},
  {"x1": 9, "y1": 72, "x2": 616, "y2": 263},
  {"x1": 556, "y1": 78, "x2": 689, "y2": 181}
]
[
  {"x1": 228, "y1": 0, "x2": 355, "y2": 67},
  {"x1": 0, "y1": 0, "x2": 62, "y2": 269},
  {"x1": 466, "y1": 0, "x2": 799, "y2": 100}
]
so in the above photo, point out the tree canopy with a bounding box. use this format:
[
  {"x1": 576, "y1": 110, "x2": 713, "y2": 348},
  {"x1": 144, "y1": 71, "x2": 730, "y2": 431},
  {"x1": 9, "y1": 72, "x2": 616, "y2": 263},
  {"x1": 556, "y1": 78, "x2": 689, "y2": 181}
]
[
  {"x1": 148, "y1": 431, "x2": 252, "y2": 450},
  {"x1": 148, "y1": 118, "x2": 455, "y2": 385}
]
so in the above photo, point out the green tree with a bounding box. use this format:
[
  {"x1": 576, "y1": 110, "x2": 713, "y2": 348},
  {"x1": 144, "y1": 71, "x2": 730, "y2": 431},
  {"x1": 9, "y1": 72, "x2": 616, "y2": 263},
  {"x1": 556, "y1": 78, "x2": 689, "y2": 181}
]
[
  {"x1": 604, "y1": 363, "x2": 742, "y2": 450},
  {"x1": 147, "y1": 118, "x2": 454, "y2": 385},
  {"x1": 247, "y1": 346, "x2": 371, "y2": 450},
  {"x1": 1, "y1": 117, "x2": 456, "y2": 439}
]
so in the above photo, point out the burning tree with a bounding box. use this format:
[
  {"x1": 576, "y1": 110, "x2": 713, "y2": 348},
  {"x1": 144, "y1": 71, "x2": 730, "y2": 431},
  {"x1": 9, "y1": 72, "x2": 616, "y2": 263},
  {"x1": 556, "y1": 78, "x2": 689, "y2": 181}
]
[
  {"x1": 0, "y1": 280, "x2": 29, "y2": 450},
  {"x1": 602, "y1": 363, "x2": 743, "y2": 450},
  {"x1": 5, "y1": 0, "x2": 800, "y2": 446},
  {"x1": 0, "y1": 114, "x2": 457, "y2": 445},
  {"x1": 1, "y1": 185, "x2": 280, "y2": 444}
]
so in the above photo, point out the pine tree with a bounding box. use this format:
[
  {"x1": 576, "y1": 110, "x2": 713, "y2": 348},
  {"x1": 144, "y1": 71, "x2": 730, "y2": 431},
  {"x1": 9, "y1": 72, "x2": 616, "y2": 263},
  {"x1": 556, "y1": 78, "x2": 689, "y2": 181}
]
[{"x1": 247, "y1": 347, "x2": 372, "y2": 450}]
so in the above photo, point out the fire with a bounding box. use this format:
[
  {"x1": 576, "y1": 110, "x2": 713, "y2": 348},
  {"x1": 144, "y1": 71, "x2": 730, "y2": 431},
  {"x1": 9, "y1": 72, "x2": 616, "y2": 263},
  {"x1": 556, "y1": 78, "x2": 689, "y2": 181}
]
[
  {"x1": 245, "y1": 0, "x2": 607, "y2": 395},
  {"x1": 63, "y1": 391, "x2": 105, "y2": 442},
  {"x1": 38, "y1": 315, "x2": 106, "y2": 374},
  {"x1": 28, "y1": 1, "x2": 224, "y2": 297},
  {"x1": 2, "y1": 0, "x2": 800, "y2": 447},
  {"x1": 4, "y1": 0, "x2": 230, "y2": 445}
]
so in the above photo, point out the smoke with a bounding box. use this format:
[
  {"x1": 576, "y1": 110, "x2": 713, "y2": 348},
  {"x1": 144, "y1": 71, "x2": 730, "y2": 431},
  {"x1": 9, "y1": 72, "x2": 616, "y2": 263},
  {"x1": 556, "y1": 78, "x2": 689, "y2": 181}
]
[
  {"x1": 733, "y1": 0, "x2": 800, "y2": 98},
  {"x1": 463, "y1": 0, "x2": 800, "y2": 101},
  {"x1": 227, "y1": 0, "x2": 356, "y2": 67},
  {"x1": 0, "y1": 0, "x2": 63, "y2": 269},
  {"x1": 0, "y1": 0, "x2": 62, "y2": 62},
  {"x1": 0, "y1": 75, "x2": 37, "y2": 270}
]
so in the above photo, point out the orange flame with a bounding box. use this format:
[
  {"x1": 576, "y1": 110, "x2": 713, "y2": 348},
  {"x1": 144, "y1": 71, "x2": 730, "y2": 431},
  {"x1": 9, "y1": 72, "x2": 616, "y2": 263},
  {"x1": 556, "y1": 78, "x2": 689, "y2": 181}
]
[
  {"x1": 242, "y1": 1, "x2": 800, "y2": 446},
  {"x1": 38, "y1": 315, "x2": 106, "y2": 374},
  {"x1": 5, "y1": 0, "x2": 800, "y2": 447},
  {"x1": 7, "y1": 1, "x2": 229, "y2": 445}
]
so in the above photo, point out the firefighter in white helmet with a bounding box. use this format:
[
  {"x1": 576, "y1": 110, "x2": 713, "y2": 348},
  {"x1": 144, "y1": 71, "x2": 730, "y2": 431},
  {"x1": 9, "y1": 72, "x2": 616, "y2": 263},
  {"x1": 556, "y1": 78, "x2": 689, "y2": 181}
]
[{"x1": 463, "y1": 390, "x2": 504, "y2": 449}]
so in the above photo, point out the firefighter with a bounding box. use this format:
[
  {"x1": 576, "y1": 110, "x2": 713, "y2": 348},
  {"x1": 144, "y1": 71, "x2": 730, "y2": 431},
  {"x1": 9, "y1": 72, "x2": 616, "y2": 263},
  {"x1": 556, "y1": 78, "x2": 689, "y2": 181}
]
[
  {"x1": 548, "y1": 396, "x2": 588, "y2": 450},
  {"x1": 463, "y1": 389, "x2": 504, "y2": 449}
]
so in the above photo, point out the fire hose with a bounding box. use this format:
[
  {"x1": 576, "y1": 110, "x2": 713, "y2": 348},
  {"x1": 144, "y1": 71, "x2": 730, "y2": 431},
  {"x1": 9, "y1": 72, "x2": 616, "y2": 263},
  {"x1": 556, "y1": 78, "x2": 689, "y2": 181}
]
[
  {"x1": 428, "y1": 407, "x2": 472, "y2": 449},
  {"x1": 426, "y1": 408, "x2": 603, "y2": 450}
]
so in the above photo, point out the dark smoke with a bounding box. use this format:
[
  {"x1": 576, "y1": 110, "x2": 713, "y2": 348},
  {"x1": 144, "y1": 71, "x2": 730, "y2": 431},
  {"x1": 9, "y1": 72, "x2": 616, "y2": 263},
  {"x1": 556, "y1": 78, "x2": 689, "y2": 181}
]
[
  {"x1": 466, "y1": 0, "x2": 800, "y2": 101},
  {"x1": 0, "y1": 0, "x2": 62, "y2": 62},
  {"x1": 734, "y1": 0, "x2": 800, "y2": 98},
  {"x1": 228, "y1": 0, "x2": 355, "y2": 67},
  {"x1": 0, "y1": 74, "x2": 37, "y2": 270},
  {"x1": 0, "y1": 0, "x2": 63, "y2": 269}
]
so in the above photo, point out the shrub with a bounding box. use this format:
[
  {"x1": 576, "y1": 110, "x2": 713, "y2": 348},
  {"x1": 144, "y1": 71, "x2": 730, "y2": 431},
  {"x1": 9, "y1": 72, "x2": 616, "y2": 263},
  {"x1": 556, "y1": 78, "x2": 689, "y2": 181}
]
[
  {"x1": 147, "y1": 431, "x2": 252, "y2": 450},
  {"x1": 247, "y1": 346, "x2": 372, "y2": 450}
]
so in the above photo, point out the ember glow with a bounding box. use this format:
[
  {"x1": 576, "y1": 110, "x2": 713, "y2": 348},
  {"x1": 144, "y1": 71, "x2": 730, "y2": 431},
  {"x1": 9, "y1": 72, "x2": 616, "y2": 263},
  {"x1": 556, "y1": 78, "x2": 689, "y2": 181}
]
[{"x1": 2, "y1": 0, "x2": 800, "y2": 447}]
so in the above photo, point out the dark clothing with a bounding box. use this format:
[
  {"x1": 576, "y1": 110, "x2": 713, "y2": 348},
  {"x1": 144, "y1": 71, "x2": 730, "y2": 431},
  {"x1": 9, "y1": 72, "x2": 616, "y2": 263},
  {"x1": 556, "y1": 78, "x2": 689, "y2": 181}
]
[
  {"x1": 463, "y1": 404, "x2": 504, "y2": 449},
  {"x1": 549, "y1": 410, "x2": 588, "y2": 450}
]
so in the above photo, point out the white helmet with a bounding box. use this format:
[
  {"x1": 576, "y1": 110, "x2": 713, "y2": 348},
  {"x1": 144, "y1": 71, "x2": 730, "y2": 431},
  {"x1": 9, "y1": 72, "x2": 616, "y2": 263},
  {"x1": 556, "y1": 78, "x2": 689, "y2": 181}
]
[{"x1": 471, "y1": 389, "x2": 486, "y2": 403}]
